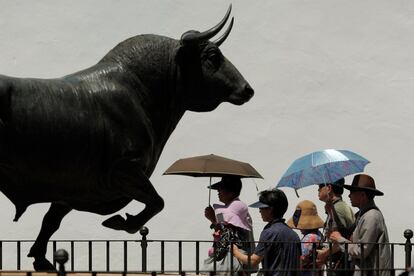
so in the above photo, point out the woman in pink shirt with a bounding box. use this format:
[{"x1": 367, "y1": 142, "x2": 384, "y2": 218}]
[{"x1": 203, "y1": 176, "x2": 254, "y2": 274}]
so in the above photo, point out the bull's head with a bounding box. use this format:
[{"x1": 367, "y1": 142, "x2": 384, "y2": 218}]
[{"x1": 177, "y1": 4, "x2": 254, "y2": 112}]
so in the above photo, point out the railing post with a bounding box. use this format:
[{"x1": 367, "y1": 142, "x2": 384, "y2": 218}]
[
  {"x1": 106, "y1": 241, "x2": 110, "y2": 272},
  {"x1": 140, "y1": 226, "x2": 149, "y2": 272},
  {"x1": 124, "y1": 240, "x2": 128, "y2": 272},
  {"x1": 53, "y1": 241, "x2": 57, "y2": 268},
  {"x1": 404, "y1": 229, "x2": 413, "y2": 269},
  {"x1": 17, "y1": 241, "x2": 21, "y2": 270},
  {"x1": 161, "y1": 241, "x2": 165, "y2": 274},
  {"x1": 361, "y1": 242, "x2": 365, "y2": 276},
  {"x1": 70, "y1": 241, "x2": 74, "y2": 271},
  {"x1": 0, "y1": 241, "x2": 2, "y2": 270},
  {"x1": 88, "y1": 240, "x2": 92, "y2": 271},
  {"x1": 312, "y1": 242, "x2": 317, "y2": 276},
  {"x1": 178, "y1": 241, "x2": 183, "y2": 274},
  {"x1": 391, "y1": 244, "x2": 395, "y2": 276},
  {"x1": 327, "y1": 241, "x2": 333, "y2": 276},
  {"x1": 54, "y1": 249, "x2": 69, "y2": 276},
  {"x1": 196, "y1": 241, "x2": 200, "y2": 275},
  {"x1": 230, "y1": 241, "x2": 234, "y2": 276}
]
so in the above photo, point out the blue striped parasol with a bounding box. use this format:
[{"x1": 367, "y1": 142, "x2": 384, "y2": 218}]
[{"x1": 276, "y1": 149, "x2": 370, "y2": 191}]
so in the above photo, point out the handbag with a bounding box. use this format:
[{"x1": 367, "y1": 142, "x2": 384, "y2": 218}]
[{"x1": 213, "y1": 224, "x2": 244, "y2": 261}]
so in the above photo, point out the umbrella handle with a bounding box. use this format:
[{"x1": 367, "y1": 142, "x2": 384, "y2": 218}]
[{"x1": 208, "y1": 177, "x2": 212, "y2": 205}]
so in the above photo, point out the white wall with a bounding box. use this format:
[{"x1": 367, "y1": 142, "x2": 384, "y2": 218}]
[{"x1": 0, "y1": 0, "x2": 413, "y2": 270}]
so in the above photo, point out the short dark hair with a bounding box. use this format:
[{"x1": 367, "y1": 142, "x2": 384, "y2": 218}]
[
  {"x1": 331, "y1": 184, "x2": 344, "y2": 195},
  {"x1": 258, "y1": 189, "x2": 288, "y2": 218},
  {"x1": 318, "y1": 178, "x2": 344, "y2": 196}
]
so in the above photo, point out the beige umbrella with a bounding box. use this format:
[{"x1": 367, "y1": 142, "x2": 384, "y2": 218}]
[{"x1": 163, "y1": 154, "x2": 263, "y2": 204}]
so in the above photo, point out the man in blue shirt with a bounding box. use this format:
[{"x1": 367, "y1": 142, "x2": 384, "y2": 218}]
[{"x1": 232, "y1": 189, "x2": 301, "y2": 276}]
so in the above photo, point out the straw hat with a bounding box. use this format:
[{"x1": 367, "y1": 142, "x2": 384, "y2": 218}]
[{"x1": 287, "y1": 200, "x2": 324, "y2": 230}]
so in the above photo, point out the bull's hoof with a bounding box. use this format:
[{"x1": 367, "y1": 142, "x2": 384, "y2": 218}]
[
  {"x1": 102, "y1": 214, "x2": 127, "y2": 231},
  {"x1": 28, "y1": 245, "x2": 45, "y2": 258},
  {"x1": 102, "y1": 214, "x2": 141, "y2": 234},
  {"x1": 33, "y1": 257, "x2": 56, "y2": 271},
  {"x1": 124, "y1": 213, "x2": 142, "y2": 234}
]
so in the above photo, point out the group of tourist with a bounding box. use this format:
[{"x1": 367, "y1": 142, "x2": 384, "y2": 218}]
[{"x1": 202, "y1": 174, "x2": 391, "y2": 276}]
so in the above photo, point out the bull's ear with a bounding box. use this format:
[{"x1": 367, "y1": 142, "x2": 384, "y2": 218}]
[
  {"x1": 176, "y1": 41, "x2": 203, "y2": 92},
  {"x1": 180, "y1": 30, "x2": 201, "y2": 48},
  {"x1": 178, "y1": 30, "x2": 201, "y2": 61},
  {"x1": 176, "y1": 40, "x2": 201, "y2": 65}
]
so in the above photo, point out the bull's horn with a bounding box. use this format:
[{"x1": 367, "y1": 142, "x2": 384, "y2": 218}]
[
  {"x1": 181, "y1": 4, "x2": 232, "y2": 45},
  {"x1": 213, "y1": 17, "x2": 234, "y2": 46}
]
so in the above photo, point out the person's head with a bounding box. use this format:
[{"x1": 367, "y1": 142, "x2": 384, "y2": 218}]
[
  {"x1": 344, "y1": 174, "x2": 383, "y2": 208},
  {"x1": 249, "y1": 189, "x2": 288, "y2": 222},
  {"x1": 209, "y1": 176, "x2": 242, "y2": 204},
  {"x1": 317, "y1": 178, "x2": 344, "y2": 202},
  {"x1": 287, "y1": 200, "x2": 324, "y2": 233}
]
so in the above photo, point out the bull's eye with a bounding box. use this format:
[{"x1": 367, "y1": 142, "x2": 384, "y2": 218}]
[
  {"x1": 207, "y1": 51, "x2": 222, "y2": 69},
  {"x1": 201, "y1": 45, "x2": 222, "y2": 69},
  {"x1": 201, "y1": 45, "x2": 223, "y2": 71}
]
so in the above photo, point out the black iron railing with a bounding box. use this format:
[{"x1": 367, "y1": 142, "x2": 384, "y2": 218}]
[{"x1": 0, "y1": 227, "x2": 412, "y2": 275}]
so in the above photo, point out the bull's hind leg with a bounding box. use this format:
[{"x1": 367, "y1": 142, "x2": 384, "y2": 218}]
[
  {"x1": 102, "y1": 160, "x2": 164, "y2": 234},
  {"x1": 28, "y1": 203, "x2": 72, "y2": 271}
]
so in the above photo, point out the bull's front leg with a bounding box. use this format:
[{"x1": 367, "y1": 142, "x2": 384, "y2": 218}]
[
  {"x1": 28, "y1": 203, "x2": 72, "y2": 271},
  {"x1": 102, "y1": 160, "x2": 164, "y2": 234}
]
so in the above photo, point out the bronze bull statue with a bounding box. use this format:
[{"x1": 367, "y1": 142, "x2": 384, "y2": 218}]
[{"x1": 0, "y1": 5, "x2": 253, "y2": 270}]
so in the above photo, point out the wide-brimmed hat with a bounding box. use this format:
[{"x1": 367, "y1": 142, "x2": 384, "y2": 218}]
[
  {"x1": 209, "y1": 175, "x2": 242, "y2": 192},
  {"x1": 343, "y1": 174, "x2": 384, "y2": 196},
  {"x1": 287, "y1": 200, "x2": 324, "y2": 230}
]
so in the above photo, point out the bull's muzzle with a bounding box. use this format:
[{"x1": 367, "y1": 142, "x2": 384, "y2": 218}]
[
  {"x1": 229, "y1": 83, "x2": 254, "y2": 105},
  {"x1": 244, "y1": 83, "x2": 254, "y2": 100}
]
